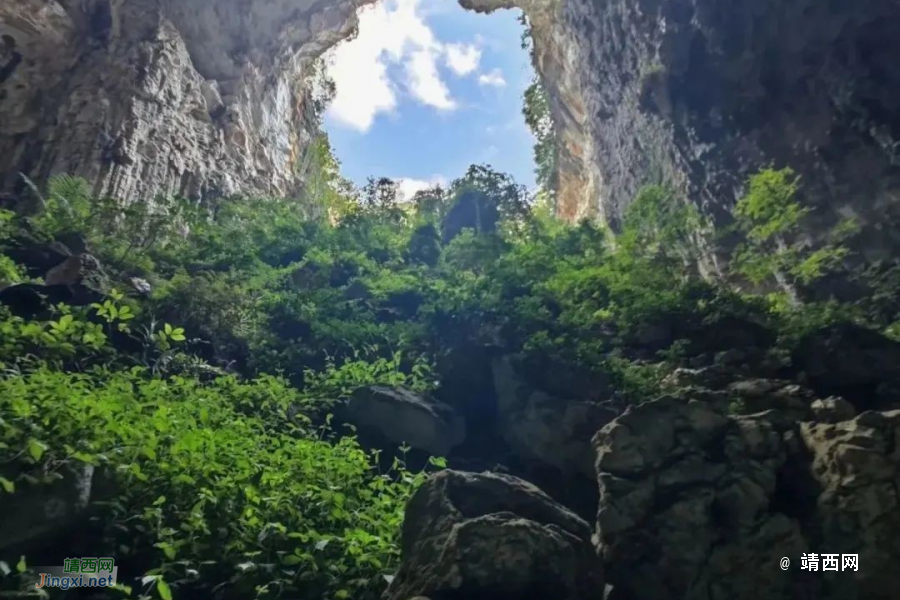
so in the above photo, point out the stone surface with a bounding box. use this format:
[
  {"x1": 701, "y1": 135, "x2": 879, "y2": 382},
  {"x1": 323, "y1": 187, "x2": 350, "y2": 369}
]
[
  {"x1": 799, "y1": 410, "x2": 900, "y2": 598},
  {"x1": 593, "y1": 395, "x2": 900, "y2": 600},
  {"x1": 464, "y1": 0, "x2": 900, "y2": 272},
  {"x1": 493, "y1": 356, "x2": 618, "y2": 477},
  {"x1": 1, "y1": 0, "x2": 372, "y2": 203},
  {"x1": 343, "y1": 386, "x2": 466, "y2": 456},
  {"x1": 45, "y1": 253, "x2": 107, "y2": 289},
  {"x1": 810, "y1": 397, "x2": 857, "y2": 424},
  {"x1": 383, "y1": 470, "x2": 603, "y2": 600}
]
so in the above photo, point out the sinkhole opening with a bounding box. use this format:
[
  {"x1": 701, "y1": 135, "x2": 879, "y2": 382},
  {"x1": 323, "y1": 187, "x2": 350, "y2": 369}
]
[{"x1": 299, "y1": 0, "x2": 551, "y2": 204}]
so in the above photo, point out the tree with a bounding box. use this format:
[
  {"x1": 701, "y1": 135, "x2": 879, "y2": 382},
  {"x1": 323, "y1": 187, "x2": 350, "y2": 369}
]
[
  {"x1": 731, "y1": 167, "x2": 855, "y2": 301},
  {"x1": 522, "y1": 78, "x2": 558, "y2": 195}
]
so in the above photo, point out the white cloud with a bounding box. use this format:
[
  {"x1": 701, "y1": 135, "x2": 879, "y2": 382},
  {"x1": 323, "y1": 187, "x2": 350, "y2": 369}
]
[
  {"x1": 445, "y1": 43, "x2": 481, "y2": 76},
  {"x1": 407, "y1": 49, "x2": 456, "y2": 110},
  {"x1": 478, "y1": 68, "x2": 507, "y2": 87},
  {"x1": 326, "y1": 0, "x2": 464, "y2": 131},
  {"x1": 396, "y1": 176, "x2": 447, "y2": 201}
]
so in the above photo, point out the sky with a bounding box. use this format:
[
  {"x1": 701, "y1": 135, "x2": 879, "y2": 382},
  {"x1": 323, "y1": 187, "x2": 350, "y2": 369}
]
[{"x1": 323, "y1": 0, "x2": 537, "y2": 199}]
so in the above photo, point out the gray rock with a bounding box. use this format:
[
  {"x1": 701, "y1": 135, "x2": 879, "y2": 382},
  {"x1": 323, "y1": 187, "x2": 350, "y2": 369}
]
[
  {"x1": 128, "y1": 276, "x2": 152, "y2": 296},
  {"x1": 0, "y1": 0, "x2": 374, "y2": 203},
  {"x1": 594, "y1": 394, "x2": 900, "y2": 600},
  {"x1": 464, "y1": 0, "x2": 900, "y2": 278},
  {"x1": 344, "y1": 386, "x2": 465, "y2": 456},
  {"x1": 810, "y1": 397, "x2": 857, "y2": 423},
  {"x1": 45, "y1": 253, "x2": 108, "y2": 292},
  {"x1": 383, "y1": 470, "x2": 603, "y2": 600},
  {"x1": 493, "y1": 356, "x2": 618, "y2": 477}
]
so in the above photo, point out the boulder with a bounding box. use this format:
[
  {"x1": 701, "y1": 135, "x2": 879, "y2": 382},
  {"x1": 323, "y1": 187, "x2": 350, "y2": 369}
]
[
  {"x1": 343, "y1": 386, "x2": 465, "y2": 456},
  {"x1": 593, "y1": 397, "x2": 807, "y2": 600},
  {"x1": 799, "y1": 410, "x2": 900, "y2": 597},
  {"x1": 128, "y1": 276, "x2": 152, "y2": 297},
  {"x1": 45, "y1": 253, "x2": 108, "y2": 291},
  {"x1": 5, "y1": 235, "x2": 72, "y2": 277},
  {"x1": 493, "y1": 356, "x2": 617, "y2": 477},
  {"x1": 810, "y1": 397, "x2": 857, "y2": 423},
  {"x1": 593, "y1": 395, "x2": 900, "y2": 600},
  {"x1": 383, "y1": 470, "x2": 603, "y2": 600}
]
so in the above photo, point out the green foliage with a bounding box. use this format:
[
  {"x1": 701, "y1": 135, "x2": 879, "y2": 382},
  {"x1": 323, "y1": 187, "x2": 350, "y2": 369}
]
[
  {"x1": 4, "y1": 157, "x2": 895, "y2": 598},
  {"x1": 27, "y1": 174, "x2": 94, "y2": 240},
  {"x1": 621, "y1": 185, "x2": 704, "y2": 264},
  {"x1": 302, "y1": 349, "x2": 437, "y2": 409},
  {"x1": 0, "y1": 366, "x2": 423, "y2": 600},
  {"x1": 0, "y1": 209, "x2": 24, "y2": 284},
  {"x1": 731, "y1": 167, "x2": 855, "y2": 289},
  {"x1": 522, "y1": 78, "x2": 558, "y2": 194}
]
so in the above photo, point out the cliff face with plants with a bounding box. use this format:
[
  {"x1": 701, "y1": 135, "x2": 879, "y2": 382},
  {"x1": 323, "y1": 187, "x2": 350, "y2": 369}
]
[
  {"x1": 471, "y1": 0, "x2": 900, "y2": 257},
  {"x1": 0, "y1": 0, "x2": 367, "y2": 202},
  {"x1": 6, "y1": 0, "x2": 899, "y2": 242}
]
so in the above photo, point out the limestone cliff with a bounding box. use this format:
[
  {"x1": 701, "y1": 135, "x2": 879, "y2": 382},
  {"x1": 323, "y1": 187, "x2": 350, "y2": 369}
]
[
  {"x1": 1, "y1": 0, "x2": 370, "y2": 203},
  {"x1": 466, "y1": 0, "x2": 900, "y2": 242}
]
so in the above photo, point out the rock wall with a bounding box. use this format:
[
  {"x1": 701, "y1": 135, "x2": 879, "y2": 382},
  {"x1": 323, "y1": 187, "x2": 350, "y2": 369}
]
[
  {"x1": 0, "y1": 0, "x2": 369, "y2": 203},
  {"x1": 469, "y1": 0, "x2": 900, "y2": 246},
  {"x1": 593, "y1": 397, "x2": 900, "y2": 600}
]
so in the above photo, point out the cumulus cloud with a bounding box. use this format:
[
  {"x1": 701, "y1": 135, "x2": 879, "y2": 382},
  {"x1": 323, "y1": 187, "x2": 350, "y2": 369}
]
[
  {"x1": 396, "y1": 176, "x2": 447, "y2": 201},
  {"x1": 326, "y1": 0, "x2": 465, "y2": 131},
  {"x1": 478, "y1": 68, "x2": 507, "y2": 87},
  {"x1": 407, "y1": 49, "x2": 456, "y2": 110},
  {"x1": 445, "y1": 43, "x2": 481, "y2": 76}
]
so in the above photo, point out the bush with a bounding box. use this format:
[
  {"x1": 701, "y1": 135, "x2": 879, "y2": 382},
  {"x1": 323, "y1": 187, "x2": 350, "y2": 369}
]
[{"x1": 0, "y1": 367, "x2": 423, "y2": 600}]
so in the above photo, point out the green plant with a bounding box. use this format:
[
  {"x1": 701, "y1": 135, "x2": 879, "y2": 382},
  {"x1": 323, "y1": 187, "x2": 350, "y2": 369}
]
[
  {"x1": 731, "y1": 168, "x2": 856, "y2": 293},
  {"x1": 302, "y1": 349, "x2": 437, "y2": 409},
  {"x1": 522, "y1": 78, "x2": 558, "y2": 195},
  {"x1": 0, "y1": 209, "x2": 25, "y2": 284},
  {"x1": 0, "y1": 366, "x2": 425, "y2": 600},
  {"x1": 26, "y1": 174, "x2": 93, "y2": 240}
]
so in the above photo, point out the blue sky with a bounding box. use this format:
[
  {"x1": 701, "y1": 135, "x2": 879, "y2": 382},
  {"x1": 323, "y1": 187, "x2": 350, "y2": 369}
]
[{"x1": 323, "y1": 0, "x2": 537, "y2": 197}]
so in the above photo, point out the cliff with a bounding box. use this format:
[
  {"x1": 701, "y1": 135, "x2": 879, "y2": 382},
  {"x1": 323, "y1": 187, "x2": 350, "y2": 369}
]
[
  {"x1": 1, "y1": 0, "x2": 370, "y2": 203},
  {"x1": 533, "y1": 0, "x2": 900, "y2": 238}
]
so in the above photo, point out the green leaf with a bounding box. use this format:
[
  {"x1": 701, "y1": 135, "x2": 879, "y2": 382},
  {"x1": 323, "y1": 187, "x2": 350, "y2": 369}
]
[
  {"x1": 27, "y1": 439, "x2": 46, "y2": 462},
  {"x1": 16, "y1": 556, "x2": 26, "y2": 573},
  {"x1": 0, "y1": 476, "x2": 14, "y2": 493},
  {"x1": 156, "y1": 579, "x2": 173, "y2": 600}
]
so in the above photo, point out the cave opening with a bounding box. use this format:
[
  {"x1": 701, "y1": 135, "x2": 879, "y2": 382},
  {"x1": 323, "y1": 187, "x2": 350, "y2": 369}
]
[{"x1": 307, "y1": 0, "x2": 541, "y2": 202}]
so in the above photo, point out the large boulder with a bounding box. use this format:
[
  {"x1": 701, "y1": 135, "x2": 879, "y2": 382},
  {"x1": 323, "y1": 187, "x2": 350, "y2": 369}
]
[
  {"x1": 799, "y1": 410, "x2": 900, "y2": 597},
  {"x1": 383, "y1": 470, "x2": 603, "y2": 600},
  {"x1": 45, "y1": 253, "x2": 108, "y2": 290},
  {"x1": 343, "y1": 386, "x2": 465, "y2": 456},
  {"x1": 593, "y1": 395, "x2": 900, "y2": 600},
  {"x1": 493, "y1": 356, "x2": 617, "y2": 477}
]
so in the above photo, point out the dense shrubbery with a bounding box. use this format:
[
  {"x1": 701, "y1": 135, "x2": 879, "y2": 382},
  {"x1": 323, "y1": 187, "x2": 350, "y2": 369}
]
[{"x1": 1, "y1": 157, "x2": 895, "y2": 599}]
